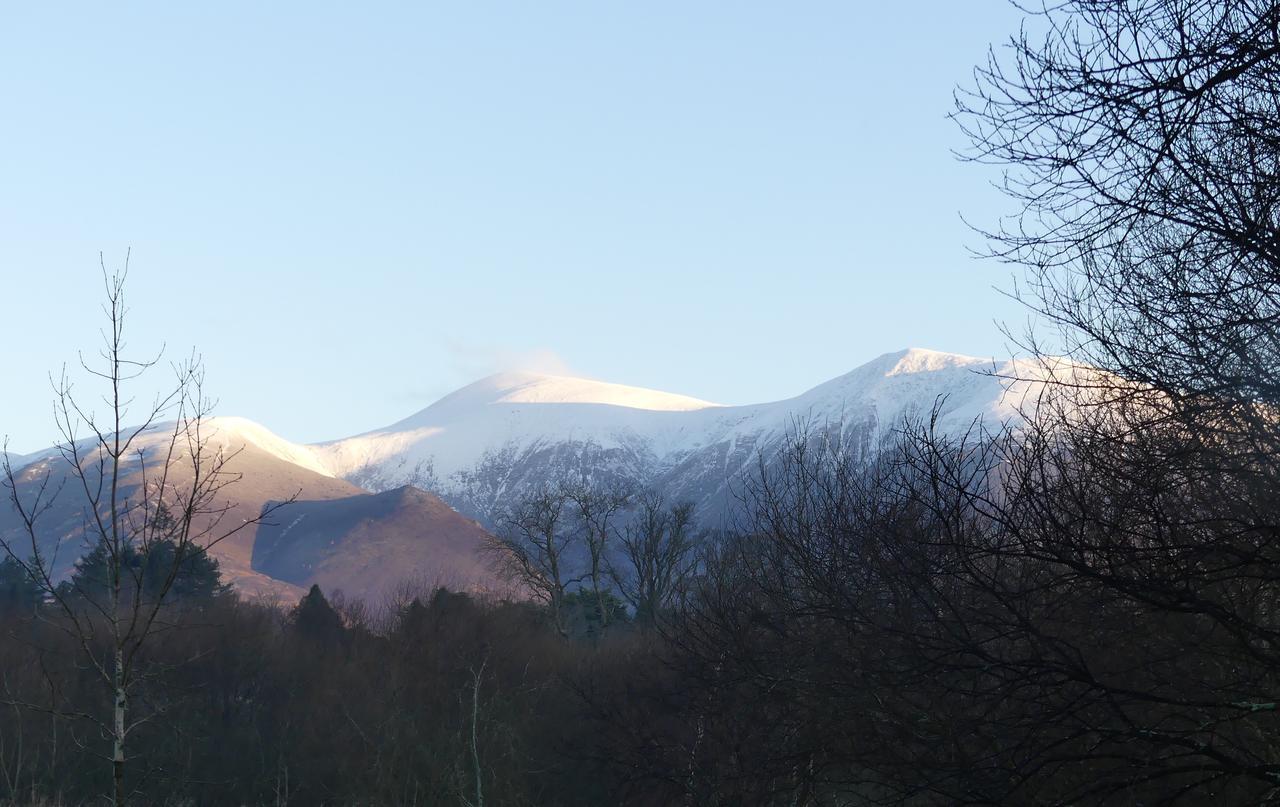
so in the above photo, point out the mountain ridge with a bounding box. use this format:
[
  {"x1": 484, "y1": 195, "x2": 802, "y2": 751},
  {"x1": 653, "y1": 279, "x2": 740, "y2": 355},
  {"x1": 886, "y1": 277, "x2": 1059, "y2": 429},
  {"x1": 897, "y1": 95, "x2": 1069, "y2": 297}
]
[
  {"x1": 5, "y1": 348, "x2": 1009, "y2": 476},
  {"x1": 307, "y1": 347, "x2": 1054, "y2": 525},
  {"x1": 2, "y1": 348, "x2": 1059, "y2": 599}
]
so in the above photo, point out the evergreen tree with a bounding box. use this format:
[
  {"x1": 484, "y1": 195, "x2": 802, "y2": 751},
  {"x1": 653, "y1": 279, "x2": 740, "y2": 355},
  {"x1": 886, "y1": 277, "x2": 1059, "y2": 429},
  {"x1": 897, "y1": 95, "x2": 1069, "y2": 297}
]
[
  {"x1": 69, "y1": 538, "x2": 229, "y2": 606},
  {"x1": 390, "y1": 596, "x2": 431, "y2": 645},
  {"x1": 290, "y1": 584, "x2": 345, "y2": 646},
  {"x1": 0, "y1": 556, "x2": 41, "y2": 613}
]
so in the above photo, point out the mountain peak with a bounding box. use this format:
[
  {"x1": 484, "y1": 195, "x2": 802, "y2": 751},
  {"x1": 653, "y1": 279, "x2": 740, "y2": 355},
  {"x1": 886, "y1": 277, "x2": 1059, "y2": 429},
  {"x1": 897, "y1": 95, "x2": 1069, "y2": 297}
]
[
  {"x1": 201, "y1": 416, "x2": 335, "y2": 478},
  {"x1": 882, "y1": 348, "x2": 988, "y2": 377},
  {"x1": 404, "y1": 371, "x2": 723, "y2": 427},
  {"x1": 482, "y1": 372, "x2": 722, "y2": 411}
]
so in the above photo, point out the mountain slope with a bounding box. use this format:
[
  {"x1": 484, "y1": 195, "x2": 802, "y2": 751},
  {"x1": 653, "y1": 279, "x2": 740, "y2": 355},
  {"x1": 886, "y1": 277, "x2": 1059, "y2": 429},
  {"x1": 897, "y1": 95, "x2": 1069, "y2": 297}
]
[
  {"x1": 252, "y1": 485, "x2": 498, "y2": 604},
  {"x1": 0, "y1": 419, "x2": 493, "y2": 602}
]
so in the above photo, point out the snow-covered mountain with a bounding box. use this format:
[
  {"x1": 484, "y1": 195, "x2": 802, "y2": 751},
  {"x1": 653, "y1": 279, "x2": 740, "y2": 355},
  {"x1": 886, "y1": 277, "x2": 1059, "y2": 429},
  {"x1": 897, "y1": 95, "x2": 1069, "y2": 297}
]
[
  {"x1": 2, "y1": 348, "x2": 1063, "y2": 599},
  {"x1": 312, "y1": 348, "x2": 1053, "y2": 526},
  {"x1": 8, "y1": 416, "x2": 334, "y2": 479}
]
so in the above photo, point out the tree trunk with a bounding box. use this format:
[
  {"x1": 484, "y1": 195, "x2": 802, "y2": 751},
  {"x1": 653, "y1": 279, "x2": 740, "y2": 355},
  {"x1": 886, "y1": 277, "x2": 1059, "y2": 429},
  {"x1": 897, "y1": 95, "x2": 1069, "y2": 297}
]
[
  {"x1": 113, "y1": 646, "x2": 126, "y2": 806},
  {"x1": 593, "y1": 568, "x2": 609, "y2": 629},
  {"x1": 470, "y1": 658, "x2": 486, "y2": 807}
]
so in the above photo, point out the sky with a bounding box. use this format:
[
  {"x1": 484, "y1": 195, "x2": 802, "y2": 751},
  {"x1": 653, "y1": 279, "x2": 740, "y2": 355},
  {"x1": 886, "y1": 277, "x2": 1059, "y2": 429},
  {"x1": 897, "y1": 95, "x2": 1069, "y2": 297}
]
[{"x1": 1, "y1": 2, "x2": 1033, "y2": 454}]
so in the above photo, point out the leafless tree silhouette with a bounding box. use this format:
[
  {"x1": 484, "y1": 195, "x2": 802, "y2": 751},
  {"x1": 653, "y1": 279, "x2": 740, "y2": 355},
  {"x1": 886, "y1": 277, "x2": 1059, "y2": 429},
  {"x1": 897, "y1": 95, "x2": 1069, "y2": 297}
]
[{"x1": 1, "y1": 257, "x2": 292, "y2": 805}]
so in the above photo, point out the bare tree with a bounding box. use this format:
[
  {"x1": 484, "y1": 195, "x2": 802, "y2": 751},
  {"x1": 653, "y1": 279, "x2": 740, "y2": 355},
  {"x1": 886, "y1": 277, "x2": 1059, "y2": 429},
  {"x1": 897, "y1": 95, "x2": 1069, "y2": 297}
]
[
  {"x1": 565, "y1": 481, "x2": 629, "y2": 630},
  {"x1": 611, "y1": 491, "x2": 696, "y2": 629},
  {"x1": 956, "y1": 0, "x2": 1280, "y2": 407},
  {"x1": 462, "y1": 654, "x2": 487, "y2": 807},
  {"x1": 0, "y1": 259, "x2": 291, "y2": 805},
  {"x1": 485, "y1": 486, "x2": 580, "y2": 636},
  {"x1": 772, "y1": 1, "x2": 1280, "y2": 799}
]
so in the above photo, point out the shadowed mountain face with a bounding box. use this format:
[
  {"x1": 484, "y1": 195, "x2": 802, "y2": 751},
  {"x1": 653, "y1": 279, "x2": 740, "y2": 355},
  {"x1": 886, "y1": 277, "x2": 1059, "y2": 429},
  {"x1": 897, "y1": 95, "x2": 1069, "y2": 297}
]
[
  {"x1": 251, "y1": 485, "x2": 497, "y2": 605},
  {"x1": 1, "y1": 421, "x2": 496, "y2": 604}
]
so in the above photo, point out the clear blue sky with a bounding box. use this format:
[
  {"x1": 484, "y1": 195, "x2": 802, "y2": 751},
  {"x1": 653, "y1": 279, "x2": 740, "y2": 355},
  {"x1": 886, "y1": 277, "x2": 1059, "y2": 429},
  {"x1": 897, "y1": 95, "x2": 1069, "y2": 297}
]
[{"x1": 2, "y1": 2, "x2": 1031, "y2": 453}]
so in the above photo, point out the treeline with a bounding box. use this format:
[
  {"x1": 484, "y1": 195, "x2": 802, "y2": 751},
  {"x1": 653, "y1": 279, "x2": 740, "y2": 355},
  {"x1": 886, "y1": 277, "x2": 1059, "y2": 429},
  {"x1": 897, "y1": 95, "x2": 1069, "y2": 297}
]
[{"x1": 0, "y1": 560, "x2": 640, "y2": 805}]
